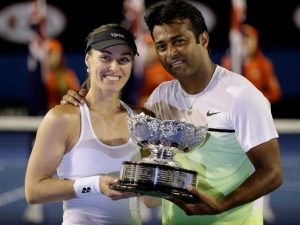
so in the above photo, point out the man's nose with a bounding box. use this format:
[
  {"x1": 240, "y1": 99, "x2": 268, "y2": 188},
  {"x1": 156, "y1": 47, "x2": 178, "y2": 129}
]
[{"x1": 167, "y1": 44, "x2": 177, "y2": 57}]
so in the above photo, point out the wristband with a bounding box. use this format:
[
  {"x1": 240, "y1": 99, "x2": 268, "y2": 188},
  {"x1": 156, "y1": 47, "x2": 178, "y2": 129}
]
[{"x1": 73, "y1": 176, "x2": 101, "y2": 198}]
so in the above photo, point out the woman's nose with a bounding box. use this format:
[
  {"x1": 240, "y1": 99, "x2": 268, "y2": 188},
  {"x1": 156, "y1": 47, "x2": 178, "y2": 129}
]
[{"x1": 108, "y1": 59, "x2": 120, "y2": 71}]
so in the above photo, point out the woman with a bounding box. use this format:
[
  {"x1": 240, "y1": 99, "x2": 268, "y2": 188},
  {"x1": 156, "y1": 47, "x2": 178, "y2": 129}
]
[{"x1": 25, "y1": 23, "x2": 145, "y2": 225}]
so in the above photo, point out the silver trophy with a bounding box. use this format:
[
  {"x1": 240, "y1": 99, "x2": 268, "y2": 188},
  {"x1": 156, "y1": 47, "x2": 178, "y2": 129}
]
[{"x1": 111, "y1": 113, "x2": 207, "y2": 202}]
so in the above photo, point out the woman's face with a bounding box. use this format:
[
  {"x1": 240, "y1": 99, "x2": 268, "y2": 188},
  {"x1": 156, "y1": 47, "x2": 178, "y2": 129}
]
[{"x1": 85, "y1": 44, "x2": 134, "y2": 93}]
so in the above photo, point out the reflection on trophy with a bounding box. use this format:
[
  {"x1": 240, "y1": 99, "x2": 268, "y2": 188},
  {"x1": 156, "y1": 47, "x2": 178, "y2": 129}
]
[{"x1": 111, "y1": 113, "x2": 207, "y2": 202}]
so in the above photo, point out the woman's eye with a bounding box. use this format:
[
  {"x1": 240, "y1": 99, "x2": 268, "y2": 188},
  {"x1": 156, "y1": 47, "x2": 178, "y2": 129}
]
[
  {"x1": 119, "y1": 57, "x2": 131, "y2": 65},
  {"x1": 101, "y1": 55, "x2": 111, "y2": 61}
]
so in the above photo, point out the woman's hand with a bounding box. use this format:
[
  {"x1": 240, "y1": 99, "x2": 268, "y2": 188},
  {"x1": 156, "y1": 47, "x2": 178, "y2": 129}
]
[{"x1": 100, "y1": 176, "x2": 139, "y2": 200}]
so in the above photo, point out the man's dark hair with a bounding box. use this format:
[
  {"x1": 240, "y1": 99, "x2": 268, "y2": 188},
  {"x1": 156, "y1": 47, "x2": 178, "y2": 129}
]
[{"x1": 144, "y1": 0, "x2": 208, "y2": 44}]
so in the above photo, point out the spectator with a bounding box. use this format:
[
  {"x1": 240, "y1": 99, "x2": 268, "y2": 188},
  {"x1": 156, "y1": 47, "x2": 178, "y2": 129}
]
[
  {"x1": 221, "y1": 24, "x2": 282, "y2": 104},
  {"x1": 43, "y1": 38, "x2": 80, "y2": 109}
]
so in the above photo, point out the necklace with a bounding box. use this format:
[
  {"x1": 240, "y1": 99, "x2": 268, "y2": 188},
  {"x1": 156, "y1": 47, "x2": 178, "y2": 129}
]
[
  {"x1": 181, "y1": 63, "x2": 216, "y2": 115},
  {"x1": 181, "y1": 91, "x2": 201, "y2": 115}
]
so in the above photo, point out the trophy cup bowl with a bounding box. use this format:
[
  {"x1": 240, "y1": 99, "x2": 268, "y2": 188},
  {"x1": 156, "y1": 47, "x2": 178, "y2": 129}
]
[{"x1": 111, "y1": 113, "x2": 207, "y2": 202}]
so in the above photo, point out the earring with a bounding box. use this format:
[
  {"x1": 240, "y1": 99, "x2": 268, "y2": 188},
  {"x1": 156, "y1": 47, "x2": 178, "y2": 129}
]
[{"x1": 86, "y1": 67, "x2": 90, "y2": 73}]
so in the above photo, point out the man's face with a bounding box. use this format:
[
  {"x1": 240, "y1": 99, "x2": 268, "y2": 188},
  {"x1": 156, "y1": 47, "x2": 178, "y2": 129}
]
[{"x1": 152, "y1": 19, "x2": 205, "y2": 81}]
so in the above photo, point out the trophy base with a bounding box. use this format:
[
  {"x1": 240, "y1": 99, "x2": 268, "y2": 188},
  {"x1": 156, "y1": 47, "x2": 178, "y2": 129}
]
[
  {"x1": 111, "y1": 161, "x2": 199, "y2": 203},
  {"x1": 111, "y1": 182, "x2": 198, "y2": 203}
]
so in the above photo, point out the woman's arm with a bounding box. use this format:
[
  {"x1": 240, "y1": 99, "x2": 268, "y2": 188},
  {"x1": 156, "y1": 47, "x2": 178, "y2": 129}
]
[
  {"x1": 25, "y1": 105, "x2": 79, "y2": 204},
  {"x1": 25, "y1": 105, "x2": 139, "y2": 204}
]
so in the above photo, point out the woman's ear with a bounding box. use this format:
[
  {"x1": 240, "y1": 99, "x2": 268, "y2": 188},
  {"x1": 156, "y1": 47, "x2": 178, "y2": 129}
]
[{"x1": 85, "y1": 53, "x2": 90, "y2": 68}]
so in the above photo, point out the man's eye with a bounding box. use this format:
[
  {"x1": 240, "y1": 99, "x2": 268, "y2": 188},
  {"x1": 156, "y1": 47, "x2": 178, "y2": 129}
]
[
  {"x1": 174, "y1": 39, "x2": 185, "y2": 46},
  {"x1": 156, "y1": 44, "x2": 166, "y2": 52}
]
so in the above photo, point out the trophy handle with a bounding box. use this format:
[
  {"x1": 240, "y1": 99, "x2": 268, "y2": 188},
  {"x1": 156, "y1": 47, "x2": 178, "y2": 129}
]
[{"x1": 120, "y1": 100, "x2": 135, "y2": 117}]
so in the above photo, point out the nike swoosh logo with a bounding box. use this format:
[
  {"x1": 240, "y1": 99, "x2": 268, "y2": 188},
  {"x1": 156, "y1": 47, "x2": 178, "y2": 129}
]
[{"x1": 206, "y1": 110, "x2": 221, "y2": 116}]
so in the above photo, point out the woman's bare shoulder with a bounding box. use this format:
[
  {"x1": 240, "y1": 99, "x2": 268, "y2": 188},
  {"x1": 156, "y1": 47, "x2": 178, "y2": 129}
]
[{"x1": 43, "y1": 104, "x2": 80, "y2": 126}]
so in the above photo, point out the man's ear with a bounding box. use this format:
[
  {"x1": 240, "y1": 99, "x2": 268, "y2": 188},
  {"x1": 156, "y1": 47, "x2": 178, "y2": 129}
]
[{"x1": 199, "y1": 31, "x2": 209, "y2": 47}]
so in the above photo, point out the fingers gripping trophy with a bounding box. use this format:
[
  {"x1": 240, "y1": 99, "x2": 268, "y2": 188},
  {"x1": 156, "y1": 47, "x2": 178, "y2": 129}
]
[{"x1": 111, "y1": 109, "x2": 208, "y2": 202}]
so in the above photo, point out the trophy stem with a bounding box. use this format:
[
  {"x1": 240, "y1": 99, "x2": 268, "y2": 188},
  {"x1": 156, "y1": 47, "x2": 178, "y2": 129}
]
[{"x1": 142, "y1": 145, "x2": 181, "y2": 167}]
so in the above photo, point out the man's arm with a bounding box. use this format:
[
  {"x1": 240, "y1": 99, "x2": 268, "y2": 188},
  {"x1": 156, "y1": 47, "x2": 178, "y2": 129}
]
[
  {"x1": 60, "y1": 78, "x2": 155, "y2": 118},
  {"x1": 169, "y1": 138, "x2": 283, "y2": 215},
  {"x1": 61, "y1": 88, "x2": 87, "y2": 106},
  {"x1": 61, "y1": 78, "x2": 89, "y2": 106}
]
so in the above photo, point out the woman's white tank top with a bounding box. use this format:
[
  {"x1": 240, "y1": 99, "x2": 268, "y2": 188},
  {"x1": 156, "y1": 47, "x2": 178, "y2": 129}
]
[{"x1": 57, "y1": 102, "x2": 141, "y2": 225}]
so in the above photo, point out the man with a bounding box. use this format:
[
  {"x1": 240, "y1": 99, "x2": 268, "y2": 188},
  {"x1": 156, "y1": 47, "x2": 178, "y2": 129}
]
[{"x1": 62, "y1": 1, "x2": 282, "y2": 224}]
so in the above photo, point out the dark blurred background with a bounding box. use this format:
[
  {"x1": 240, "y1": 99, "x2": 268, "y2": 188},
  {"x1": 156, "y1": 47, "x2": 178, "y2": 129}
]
[
  {"x1": 0, "y1": 0, "x2": 299, "y2": 118},
  {"x1": 0, "y1": 1, "x2": 300, "y2": 225}
]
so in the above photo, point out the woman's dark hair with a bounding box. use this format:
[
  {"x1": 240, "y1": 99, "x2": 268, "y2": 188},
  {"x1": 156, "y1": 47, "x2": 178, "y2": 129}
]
[
  {"x1": 144, "y1": 0, "x2": 208, "y2": 44},
  {"x1": 85, "y1": 23, "x2": 137, "y2": 55},
  {"x1": 86, "y1": 24, "x2": 120, "y2": 52}
]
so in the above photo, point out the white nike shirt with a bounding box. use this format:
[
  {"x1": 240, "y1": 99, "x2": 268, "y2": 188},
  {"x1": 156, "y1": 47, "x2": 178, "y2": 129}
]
[
  {"x1": 144, "y1": 65, "x2": 278, "y2": 225},
  {"x1": 145, "y1": 65, "x2": 278, "y2": 152},
  {"x1": 57, "y1": 103, "x2": 141, "y2": 225}
]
